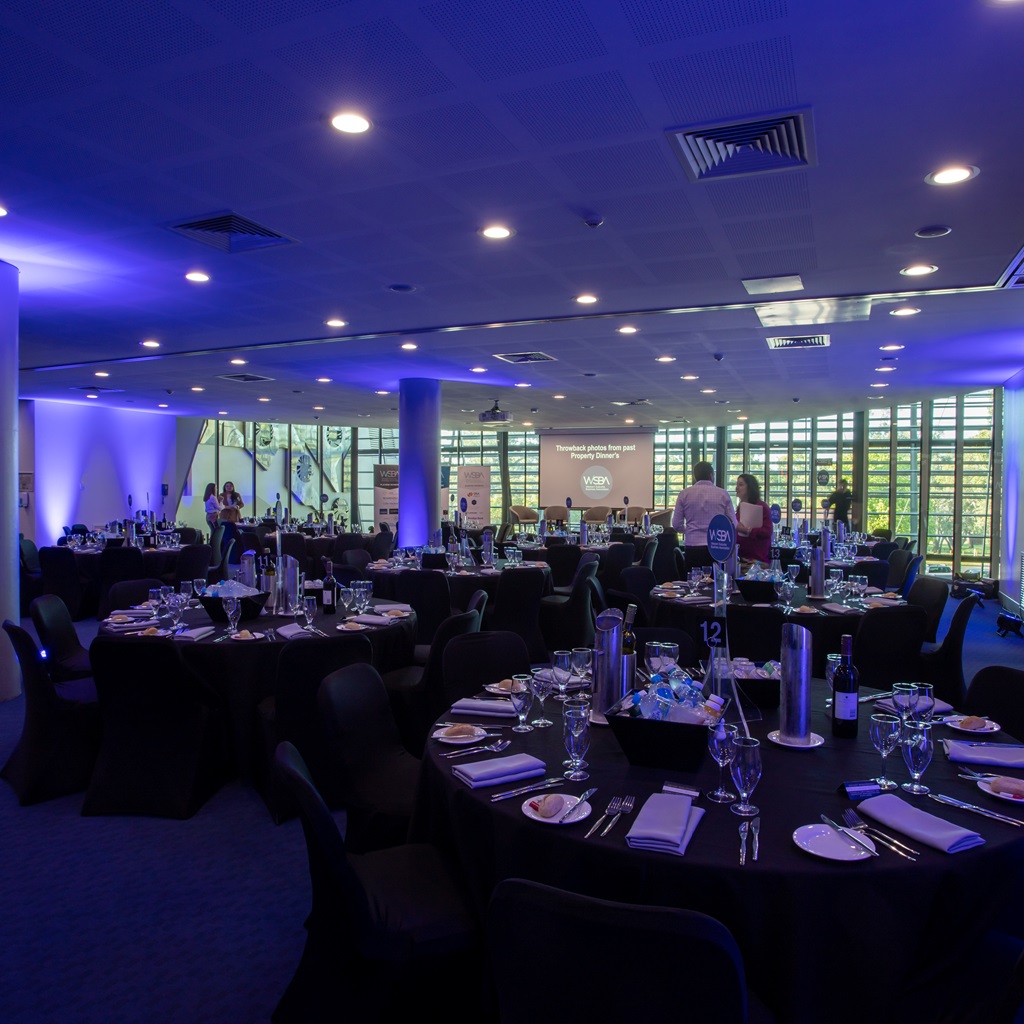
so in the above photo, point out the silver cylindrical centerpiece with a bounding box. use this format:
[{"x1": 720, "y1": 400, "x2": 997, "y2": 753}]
[{"x1": 780, "y1": 622, "x2": 813, "y2": 744}]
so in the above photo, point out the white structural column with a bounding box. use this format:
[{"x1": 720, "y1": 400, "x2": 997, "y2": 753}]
[
  {"x1": 0, "y1": 261, "x2": 19, "y2": 698},
  {"x1": 398, "y1": 378, "x2": 441, "y2": 547}
]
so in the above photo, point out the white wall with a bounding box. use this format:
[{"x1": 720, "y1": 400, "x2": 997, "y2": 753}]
[{"x1": 1001, "y1": 371, "x2": 1024, "y2": 612}]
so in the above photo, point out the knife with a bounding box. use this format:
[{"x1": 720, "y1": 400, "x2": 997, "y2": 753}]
[
  {"x1": 558, "y1": 787, "x2": 597, "y2": 823},
  {"x1": 821, "y1": 814, "x2": 879, "y2": 856},
  {"x1": 490, "y1": 778, "x2": 565, "y2": 802},
  {"x1": 929, "y1": 793, "x2": 1024, "y2": 827},
  {"x1": 963, "y1": 742, "x2": 1024, "y2": 749},
  {"x1": 437, "y1": 721, "x2": 515, "y2": 730}
]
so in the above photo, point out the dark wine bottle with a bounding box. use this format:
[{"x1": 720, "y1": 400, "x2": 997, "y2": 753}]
[
  {"x1": 831, "y1": 633, "x2": 859, "y2": 738},
  {"x1": 622, "y1": 603, "x2": 638, "y2": 691},
  {"x1": 322, "y1": 559, "x2": 338, "y2": 615}
]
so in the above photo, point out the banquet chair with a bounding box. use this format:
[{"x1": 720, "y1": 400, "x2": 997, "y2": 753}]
[
  {"x1": 395, "y1": 569, "x2": 455, "y2": 653},
  {"x1": 39, "y1": 543, "x2": 90, "y2": 620},
  {"x1": 587, "y1": 575, "x2": 608, "y2": 619},
  {"x1": 465, "y1": 588, "x2": 489, "y2": 621},
  {"x1": 871, "y1": 541, "x2": 898, "y2": 561},
  {"x1": 633, "y1": 627, "x2": 697, "y2": 669},
  {"x1": 582, "y1": 505, "x2": 612, "y2": 523},
  {"x1": 177, "y1": 526, "x2": 198, "y2": 545},
  {"x1": 83, "y1": 637, "x2": 225, "y2": 818},
  {"x1": 726, "y1": 605, "x2": 786, "y2": 664},
  {"x1": 899, "y1": 555, "x2": 923, "y2": 599},
  {"x1": 545, "y1": 542, "x2": 582, "y2": 588},
  {"x1": 553, "y1": 550, "x2": 598, "y2": 597},
  {"x1": 442, "y1": 631, "x2": 531, "y2": 706},
  {"x1": 106, "y1": 577, "x2": 165, "y2": 611},
  {"x1": 861, "y1": 559, "x2": 891, "y2": 590},
  {"x1": 1, "y1": 621, "x2": 99, "y2": 805},
  {"x1": 367, "y1": 530, "x2": 394, "y2": 560},
  {"x1": 871, "y1": 529, "x2": 893, "y2": 541},
  {"x1": 539, "y1": 559, "x2": 597, "y2": 651},
  {"x1": 19, "y1": 537, "x2": 44, "y2": 614},
  {"x1": 343, "y1": 548, "x2": 372, "y2": 571},
  {"x1": 894, "y1": 536, "x2": 910, "y2": 549},
  {"x1": 279, "y1": 531, "x2": 308, "y2": 571},
  {"x1": 607, "y1": 565, "x2": 656, "y2": 625},
  {"x1": 509, "y1": 505, "x2": 539, "y2": 526},
  {"x1": 381, "y1": 609, "x2": 481, "y2": 752},
  {"x1": 489, "y1": 566, "x2": 549, "y2": 662},
  {"x1": 624, "y1": 505, "x2": 648, "y2": 524},
  {"x1": 963, "y1": 666, "x2": 1024, "y2": 742},
  {"x1": 883, "y1": 550, "x2": 913, "y2": 590},
  {"x1": 917, "y1": 594, "x2": 980, "y2": 705},
  {"x1": 487, "y1": 879, "x2": 767, "y2": 1024},
  {"x1": 852, "y1": 606, "x2": 928, "y2": 690},
  {"x1": 683, "y1": 545, "x2": 717, "y2": 576},
  {"x1": 317, "y1": 664, "x2": 422, "y2": 852},
  {"x1": 332, "y1": 533, "x2": 367, "y2": 560},
  {"x1": 906, "y1": 576, "x2": 949, "y2": 643},
  {"x1": 597, "y1": 542, "x2": 635, "y2": 593},
  {"x1": 96, "y1": 545, "x2": 146, "y2": 618},
  {"x1": 208, "y1": 522, "x2": 226, "y2": 567},
  {"x1": 173, "y1": 543, "x2": 212, "y2": 591},
  {"x1": 271, "y1": 742, "x2": 479, "y2": 1024},
  {"x1": 29, "y1": 594, "x2": 91, "y2": 682},
  {"x1": 259, "y1": 633, "x2": 373, "y2": 817},
  {"x1": 639, "y1": 535, "x2": 658, "y2": 570},
  {"x1": 650, "y1": 527, "x2": 680, "y2": 583},
  {"x1": 543, "y1": 504, "x2": 569, "y2": 523}
]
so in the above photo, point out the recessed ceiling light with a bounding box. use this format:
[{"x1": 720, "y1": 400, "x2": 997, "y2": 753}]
[
  {"x1": 522, "y1": 421, "x2": 533, "y2": 426},
  {"x1": 700, "y1": 388, "x2": 717, "y2": 394},
  {"x1": 737, "y1": 415, "x2": 748, "y2": 421},
  {"x1": 0, "y1": 205, "x2": 7, "y2": 217},
  {"x1": 875, "y1": 366, "x2": 897, "y2": 372},
  {"x1": 553, "y1": 394, "x2": 566, "y2": 399},
  {"x1": 85, "y1": 393, "x2": 99, "y2": 399},
  {"x1": 470, "y1": 366, "x2": 487, "y2": 373},
  {"x1": 481, "y1": 225, "x2": 512, "y2": 239},
  {"x1": 681, "y1": 375, "x2": 699, "y2": 381},
  {"x1": 514, "y1": 382, "x2": 532, "y2": 388},
  {"x1": 655, "y1": 356, "x2": 676, "y2": 363},
  {"x1": 331, "y1": 112, "x2": 371, "y2": 133},
  {"x1": 401, "y1": 342, "x2": 418, "y2": 351},
  {"x1": 900, "y1": 264, "x2": 938, "y2": 276},
  {"x1": 218, "y1": 411, "x2": 227, "y2": 415},
  {"x1": 870, "y1": 382, "x2": 889, "y2": 388},
  {"x1": 624, "y1": 418, "x2": 635, "y2": 424},
  {"x1": 575, "y1": 294, "x2": 598, "y2": 304},
  {"x1": 230, "y1": 358, "x2": 247, "y2": 365},
  {"x1": 915, "y1": 225, "x2": 952, "y2": 239},
  {"x1": 727, "y1": 408, "x2": 741, "y2": 413},
  {"x1": 324, "y1": 318, "x2": 347, "y2": 328},
  {"x1": 185, "y1": 271, "x2": 210, "y2": 282},
  {"x1": 880, "y1": 346, "x2": 905, "y2": 355},
  {"x1": 191, "y1": 386, "x2": 204, "y2": 392},
  {"x1": 94, "y1": 371, "x2": 109, "y2": 378},
  {"x1": 158, "y1": 403, "x2": 168, "y2": 408},
  {"x1": 868, "y1": 395, "x2": 886, "y2": 400},
  {"x1": 313, "y1": 405, "x2": 325, "y2": 411},
  {"x1": 617, "y1": 325, "x2": 637, "y2": 334},
  {"x1": 925, "y1": 165, "x2": 978, "y2": 186},
  {"x1": 581, "y1": 405, "x2": 594, "y2": 409},
  {"x1": 889, "y1": 307, "x2": 920, "y2": 317},
  {"x1": 141, "y1": 339, "x2": 160, "y2": 348},
  {"x1": 374, "y1": 390, "x2": 389, "y2": 395},
  {"x1": 258, "y1": 397, "x2": 271, "y2": 402},
  {"x1": 316, "y1": 377, "x2": 332, "y2": 383}
]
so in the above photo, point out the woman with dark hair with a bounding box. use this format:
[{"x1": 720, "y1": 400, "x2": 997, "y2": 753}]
[
  {"x1": 204, "y1": 482, "x2": 223, "y2": 531},
  {"x1": 220, "y1": 481, "x2": 244, "y2": 509},
  {"x1": 735, "y1": 474, "x2": 772, "y2": 565}
]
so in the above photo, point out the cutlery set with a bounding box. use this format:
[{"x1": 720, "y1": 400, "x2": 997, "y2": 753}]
[
  {"x1": 841, "y1": 808, "x2": 918, "y2": 860},
  {"x1": 440, "y1": 739, "x2": 510, "y2": 759},
  {"x1": 738, "y1": 817, "x2": 759, "y2": 864},
  {"x1": 585, "y1": 795, "x2": 635, "y2": 838}
]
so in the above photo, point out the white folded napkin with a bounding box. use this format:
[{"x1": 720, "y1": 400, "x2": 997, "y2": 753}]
[
  {"x1": 103, "y1": 618, "x2": 160, "y2": 633},
  {"x1": 675, "y1": 595, "x2": 711, "y2": 604},
  {"x1": 276, "y1": 622, "x2": 311, "y2": 640},
  {"x1": 373, "y1": 602, "x2": 412, "y2": 612},
  {"x1": 625, "y1": 793, "x2": 705, "y2": 856},
  {"x1": 943, "y1": 740, "x2": 1024, "y2": 768},
  {"x1": 110, "y1": 608, "x2": 157, "y2": 618},
  {"x1": 865, "y1": 596, "x2": 903, "y2": 607},
  {"x1": 875, "y1": 696, "x2": 954, "y2": 716},
  {"x1": 452, "y1": 753, "x2": 546, "y2": 789},
  {"x1": 353, "y1": 614, "x2": 390, "y2": 626},
  {"x1": 480, "y1": 567, "x2": 500, "y2": 574},
  {"x1": 822, "y1": 603, "x2": 859, "y2": 614},
  {"x1": 865, "y1": 586, "x2": 883, "y2": 594},
  {"x1": 858, "y1": 793, "x2": 984, "y2": 853},
  {"x1": 173, "y1": 626, "x2": 216, "y2": 642},
  {"x1": 450, "y1": 697, "x2": 517, "y2": 718}
]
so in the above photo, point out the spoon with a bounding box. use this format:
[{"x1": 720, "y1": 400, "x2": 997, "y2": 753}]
[{"x1": 440, "y1": 738, "x2": 512, "y2": 759}]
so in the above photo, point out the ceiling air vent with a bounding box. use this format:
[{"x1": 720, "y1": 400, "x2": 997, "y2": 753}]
[
  {"x1": 493, "y1": 352, "x2": 556, "y2": 364},
  {"x1": 765, "y1": 335, "x2": 830, "y2": 350},
  {"x1": 610, "y1": 399, "x2": 652, "y2": 406},
  {"x1": 996, "y1": 242, "x2": 1024, "y2": 288},
  {"x1": 71, "y1": 385, "x2": 122, "y2": 393},
  {"x1": 217, "y1": 372, "x2": 276, "y2": 383},
  {"x1": 667, "y1": 110, "x2": 816, "y2": 183},
  {"x1": 168, "y1": 211, "x2": 295, "y2": 253}
]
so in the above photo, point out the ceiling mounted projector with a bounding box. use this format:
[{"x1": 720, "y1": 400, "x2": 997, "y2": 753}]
[{"x1": 479, "y1": 401, "x2": 513, "y2": 424}]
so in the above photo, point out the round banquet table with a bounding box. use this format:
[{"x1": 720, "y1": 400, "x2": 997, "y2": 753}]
[
  {"x1": 94, "y1": 600, "x2": 416, "y2": 779},
  {"x1": 366, "y1": 562, "x2": 552, "y2": 610},
  {"x1": 413, "y1": 693, "x2": 1024, "y2": 1024}
]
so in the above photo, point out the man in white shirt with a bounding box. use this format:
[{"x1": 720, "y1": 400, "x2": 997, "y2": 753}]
[{"x1": 672, "y1": 462, "x2": 737, "y2": 568}]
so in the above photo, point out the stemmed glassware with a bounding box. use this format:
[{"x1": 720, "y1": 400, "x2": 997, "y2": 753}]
[
  {"x1": 901, "y1": 722, "x2": 933, "y2": 795},
  {"x1": 148, "y1": 587, "x2": 162, "y2": 614},
  {"x1": 774, "y1": 577, "x2": 793, "y2": 612},
  {"x1": 729, "y1": 736, "x2": 762, "y2": 817},
  {"x1": 222, "y1": 596, "x2": 241, "y2": 635},
  {"x1": 562, "y1": 698, "x2": 590, "y2": 781},
  {"x1": 303, "y1": 596, "x2": 318, "y2": 631},
  {"x1": 707, "y1": 721, "x2": 738, "y2": 803},
  {"x1": 551, "y1": 650, "x2": 572, "y2": 701},
  {"x1": 869, "y1": 713, "x2": 901, "y2": 791},
  {"x1": 571, "y1": 647, "x2": 592, "y2": 693},
  {"x1": 910, "y1": 683, "x2": 935, "y2": 723},
  {"x1": 659, "y1": 642, "x2": 679, "y2": 677},
  {"x1": 891, "y1": 683, "x2": 919, "y2": 724},
  {"x1": 167, "y1": 592, "x2": 186, "y2": 629},
  {"x1": 787, "y1": 562, "x2": 800, "y2": 586},
  {"x1": 509, "y1": 675, "x2": 534, "y2": 733},
  {"x1": 192, "y1": 578, "x2": 206, "y2": 607},
  {"x1": 338, "y1": 587, "x2": 354, "y2": 616},
  {"x1": 528, "y1": 669, "x2": 553, "y2": 728},
  {"x1": 644, "y1": 642, "x2": 663, "y2": 679}
]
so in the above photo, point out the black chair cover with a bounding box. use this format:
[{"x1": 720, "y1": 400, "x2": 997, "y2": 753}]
[
  {"x1": 852, "y1": 606, "x2": 928, "y2": 690},
  {"x1": 540, "y1": 560, "x2": 597, "y2": 651},
  {"x1": 97, "y1": 545, "x2": 146, "y2": 618},
  {"x1": 907, "y1": 576, "x2": 949, "y2": 644},
  {"x1": 441, "y1": 631, "x2": 531, "y2": 707},
  {"x1": 490, "y1": 567, "x2": 549, "y2": 661},
  {"x1": 29, "y1": 594, "x2": 91, "y2": 681},
  {"x1": 964, "y1": 666, "x2": 1024, "y2": 742},
  {"x1": 918, "y1": 594, "x2": 980, "y2": 705},
  {"x1": 39, "y1": 545, "x2": 90, "y2": 620},
  {"x1": 395, "y1": 570, "x2": 453, "y2": 645}
]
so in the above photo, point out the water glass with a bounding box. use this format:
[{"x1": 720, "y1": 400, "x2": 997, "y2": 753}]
[
  {"x1": 303, "y1": 596, "x2": 318, "y2": 631},
  {"x1": 338, "y1": 587, "x2": 354, "y2": 615},
  {"x1": 551, "y1": 650, "x2": 572, "y2": 701},
  {"x1": 509, "y1": 675, "x2": 534, "y2": 733},
  {"x1": 707, "y1": 722, "x2": 738, "y2": 803},
  {"x1": 167, "y1": 592, "x2": 185, "y2": 628},
  {"x1": 529, "y1": 669, "x2": 553, "y2": 728},
  {"x1": 869, "y1": 713, "x2": 901, "y2": 791},
  {"x1": 148, "y1": 587, "x2": 162, "y2": 612},
  {"x1": 571, "y1": 647, "x2": 592, "y2": 692},
  {"x1": 222, "y1": 596, "x2": 241, "y2": 635},
  {"x1": 659, "y1": 642, "x2": 679, "y2": 676},
  {"x1": 891, "y1": 682, "x2": 918, "y2": 724},
  {"x1": 192, "y1": 578, "x2": 206, "y2": 605},
  {"x1": 901, "y1": 722, "x2": 933, "y2": 795},
  {"x1": 644, "y1": 642, "x2": 663, "y2": 679},
  {"x1": 562, "y1": 703, "x2": 590, "y2": 781},
  {"x1": 729, "y1": 736, "x2": 762, "y2": 817},
  {"x1": 910, "y1": 683, "x2": 935, "y2": 723}
]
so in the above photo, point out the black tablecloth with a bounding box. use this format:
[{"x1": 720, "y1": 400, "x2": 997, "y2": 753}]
[
  {"x1": 366, "y1": 564, "x2": 552, "y2": 611},
  {"x1": 415, "y1": 692, "x2": 1024, "y2": 1023}
]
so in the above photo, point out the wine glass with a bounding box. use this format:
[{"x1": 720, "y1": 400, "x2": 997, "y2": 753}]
[
  {"x1": 179, "y1": 581, "x2": 193, "y2": 608},
  {"x1": 192, "y1": 578, "x2": 206, "y2": 607},
  {"x1": 160, "y1": 585, "x2": 173, "y2": 610},
  {"x1": 509, "y1": 675, "x2": 534, "y2": 733},
  {"x1": 901, "y1": 722, "x2": 933, "y2": 795},
  {"x1": 222, "y1": 596, "x2": 241, "y2": 635},
  {"x1": 729, "y1": 736, "x2": 762, "y2": 816},
  {"x1": 551, "y1": 650, "x2": 572, "y2": 701},
  {"x1": 571, "y1": 647, "x2": 592, "y2": 693},
  {"x1": 167, "y1": 592, "x2": 185, "y2": 629},
  {"x1": 659, "y1": 642, "x2": 679, "y2": 677},
  {"x1": 562, "y1": 702, "x2": 590, "y2": 781},
  {"x1": 891, "y1": 682, "x2": 918, "y2": 724},
  {"x1": 529, "y1": 669, "x2": 554, "y2": 727},
  {"x1": 303, "y1": 596, "x2": 318, "y2": 631},
  {"x1": 910, "y1": 683, "x2": 935, "y2": 724},
  {"x1": 644, "y1": 642, "x2": 663, "y2": 680},
  {"x1": 707, "y1": 721, "x2": 738, "y2": 803},
  {"x1": 147, "y1": 587, "x2": 162, "y2": 614},
  {"x1": 773, "y1": 578, "x2": 788, "y2": 610},
  {"x1": 338, "y1": 587, "x2": 354, "y2": 616},
  {"x1": 869, "y1": 713, "x2": 901, "y2": 791}
]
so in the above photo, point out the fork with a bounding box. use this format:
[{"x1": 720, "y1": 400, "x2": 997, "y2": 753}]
[
  {"x1": 601, "y1": 794, "x2": 634, "y2": 837},
  {"x1": 439, "y1": 738, "x2": 510, "y2": 759},
  {"x1": 959, "y1": 768, "x2": 1000, "y2": 780},
  {"x1": 842, "y1": 808, "x2": 919, "y2": 859},
  {"x1": 585, "y1": 797, "x2": 621, "y2": 839}
]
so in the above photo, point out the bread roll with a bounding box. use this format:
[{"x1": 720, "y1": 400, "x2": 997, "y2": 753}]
[
  {"x1": 959, "y1": 715, "x2": 989, "y2": 731},
  {"x1": 443, "y1": 724, "x2": 477, "y2": 738},
  {"x1": 529, "y1": 793, "x2": 565, "y2": 818},
  {"x1": 990, "y1": 776, "x2": 1024, "y2": 799}
]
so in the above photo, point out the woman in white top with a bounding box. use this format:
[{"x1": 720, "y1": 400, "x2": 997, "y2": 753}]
[{"x1": 204, "y1": 482, "x2": 223, "y2": 531}]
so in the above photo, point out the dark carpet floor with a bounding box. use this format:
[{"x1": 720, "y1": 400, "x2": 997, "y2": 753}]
[{"x1": 1, "y1": 595, "x2": 1019, "y2": 1023}]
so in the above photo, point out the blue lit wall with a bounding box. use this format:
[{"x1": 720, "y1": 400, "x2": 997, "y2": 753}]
[{"x1": 1002, "y1": 370, "x2": 1024, "y2": 610}]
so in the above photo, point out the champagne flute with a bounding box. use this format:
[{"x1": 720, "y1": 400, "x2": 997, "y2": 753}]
[
  {"x1": 729, "y1": 736, "x2": 762, "y2": 816},
  {"x1": 901, "y1": 722, "x2": 933, "y2": 795},
  {"x1": 528, "y1": 669, "x2": 553, "y2": 728},
  {"x1": 551, "y1": 650, "x2": 572, "y2": 701},
  {"x1": 509, "y1": 675, "x2": 534, "y2": 733},
  {"x1": 707, "y1": 721, "x2": 738, "y2": 803},
  {"x1": 869, "y1": 713, "x2": 901, "y2": 791},
  {"x1": 562, "y1": 703, "x2": 590, "y2": 781},
  {"x1": 303, "y1": 595, "x2": 317, "y2": 631},
  {"x1": 222, "y1": 596, "x2": 241, "y2": 636}
]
